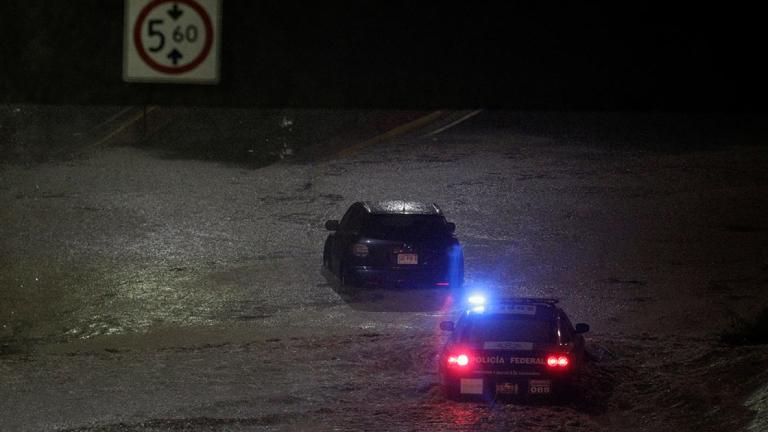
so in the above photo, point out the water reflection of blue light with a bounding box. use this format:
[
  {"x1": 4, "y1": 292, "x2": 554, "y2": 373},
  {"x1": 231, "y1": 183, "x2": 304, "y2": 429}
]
[{"x1": 447, "y1": 244, "x2": 463, "y2": 289}]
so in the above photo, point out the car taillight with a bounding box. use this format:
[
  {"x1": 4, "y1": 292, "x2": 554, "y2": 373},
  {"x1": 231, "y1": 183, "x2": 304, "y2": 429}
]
[
  {"x1": 546, "y1": 354, "x2": 570, "y2": 368},
  {"x1": 448, "y1": 353, "x2": 469, "y2": 367},
  {"x1": 351, "y1": 243, "x2": 369, "y2": 257}
]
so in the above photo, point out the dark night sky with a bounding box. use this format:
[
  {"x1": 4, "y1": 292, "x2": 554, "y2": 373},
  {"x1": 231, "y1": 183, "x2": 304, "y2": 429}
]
[{"x1": 1, "y1": 1, "x2": 766, "y2": 110}]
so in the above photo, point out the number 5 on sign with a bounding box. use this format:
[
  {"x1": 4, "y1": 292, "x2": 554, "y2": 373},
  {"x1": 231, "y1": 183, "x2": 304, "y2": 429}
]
[{"x1": 123, "y1": 0, "x2": 221, "y2": 84}]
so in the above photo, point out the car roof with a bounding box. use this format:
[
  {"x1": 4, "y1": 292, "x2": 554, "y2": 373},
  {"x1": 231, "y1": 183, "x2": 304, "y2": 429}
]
[{"x1": 360, "y1": 200, "x2": 441, "y2": 215}]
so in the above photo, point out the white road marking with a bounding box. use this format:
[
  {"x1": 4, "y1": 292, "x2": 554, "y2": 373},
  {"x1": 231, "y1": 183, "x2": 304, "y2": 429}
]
[
  {"x1": 423, "y1": 109, "x2": 483, "y2": 137},
  {"x1": 337, "y1": 110, "x2": 444, "y2": 156},
  {"x1": 86, "y1": 106, "x2": 134, "y2": 134}
]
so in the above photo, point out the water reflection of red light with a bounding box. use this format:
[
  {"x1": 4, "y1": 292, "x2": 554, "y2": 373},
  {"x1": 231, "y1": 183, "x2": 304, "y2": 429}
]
[
  {"x1": 440, "y1": 294, "x2": 454, "y2": 314},
  {"x1": 434, "y1": 293, "x2": 455, "y2": 349},
  {"x1": 442, "y1": 403, "x2": 484, "y2": 426}
]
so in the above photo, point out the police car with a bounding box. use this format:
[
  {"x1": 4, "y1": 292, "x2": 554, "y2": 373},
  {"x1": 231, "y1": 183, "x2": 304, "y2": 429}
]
[
  {"x1": 322, "y1": 201, "x2": 463, "y2": 288},
  {"x1": 438, "y1": 296, "x2": 589, "y2": 400}
]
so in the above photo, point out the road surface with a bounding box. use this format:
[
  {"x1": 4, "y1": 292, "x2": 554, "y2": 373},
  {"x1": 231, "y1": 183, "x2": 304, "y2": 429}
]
[{"x1": 1, "y1": 110, "x2": 767, "y2": 431}]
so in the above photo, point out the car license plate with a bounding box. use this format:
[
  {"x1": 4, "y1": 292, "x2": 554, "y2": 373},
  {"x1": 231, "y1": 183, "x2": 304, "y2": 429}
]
[
  {"x1": 528, "y1": 380, "x2": 551, "y2": 394},
  {"x1": 460, "y1": 378, "x2": 483, "y2": 395},
  {"x1": 397, "y1": 253, "x2": 418, "y2": 265},
  {"x1": 496, "y1": 382, "x2": 519, "y2": 395}
]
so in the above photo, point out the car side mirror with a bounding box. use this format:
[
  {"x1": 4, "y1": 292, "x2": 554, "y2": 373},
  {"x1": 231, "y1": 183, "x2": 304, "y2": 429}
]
[
  {"x1": 325, "y1": 220, "x2": 340, "y2": 231},
  {"x1": 439, "y1": 321, "x2": 454, "y2": 331},
  {"x1": 574, "y1": 323, "x2": 590, "y2": 334},
  {"x1": 446, "y1": 222, "x2": 456, "y2": 233}
]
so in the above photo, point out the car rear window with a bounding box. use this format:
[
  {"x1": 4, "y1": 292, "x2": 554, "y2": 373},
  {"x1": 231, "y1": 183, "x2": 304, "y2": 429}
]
[
  {"x1": 362, "y1": 214, "x2": 449, "y2": 239},
  {"x1": 461, "y1": 315, "x2": 555, "y2": 344}
]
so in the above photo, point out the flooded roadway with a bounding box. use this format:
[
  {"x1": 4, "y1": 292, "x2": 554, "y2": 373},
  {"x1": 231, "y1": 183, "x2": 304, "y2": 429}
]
[{"x1": 1, "y1": 111, "x2": 768, "y2": 431}]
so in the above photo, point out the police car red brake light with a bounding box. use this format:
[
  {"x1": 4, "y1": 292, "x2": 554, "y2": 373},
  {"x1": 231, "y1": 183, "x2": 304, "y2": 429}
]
[
  {"x1": 448, "y1": 353, "x2": 469, "y2": 367},
  {"x1": 546, "y1": 354, "x2": 569, "y2": 368}
]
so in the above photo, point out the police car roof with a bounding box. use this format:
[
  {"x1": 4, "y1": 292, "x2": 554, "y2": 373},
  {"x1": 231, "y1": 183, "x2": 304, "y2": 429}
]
[
  {"x1": 361, "y1": 200, "x2": 441, "y2": 215},
  {"x1": 470, "y1": 298, "x2": 560, "y2": 318}
]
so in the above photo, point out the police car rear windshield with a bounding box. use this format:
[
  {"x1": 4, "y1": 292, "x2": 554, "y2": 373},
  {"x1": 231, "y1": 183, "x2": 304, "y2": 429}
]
[
  {"x1": 462, "y1": 315, "x2": 554, "y2": 344},
  {"x1": 363, "y1": 214, "x2": 449, "y2": 239}
]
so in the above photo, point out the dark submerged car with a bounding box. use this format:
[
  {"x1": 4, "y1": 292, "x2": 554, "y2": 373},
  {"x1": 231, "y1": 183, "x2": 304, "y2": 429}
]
[
  {"x1": 322, "y1": 200, "x2": 463, "y2": 288},
  {"x1": 439, "y1": 297, "x2": 589, "y2": 400}
]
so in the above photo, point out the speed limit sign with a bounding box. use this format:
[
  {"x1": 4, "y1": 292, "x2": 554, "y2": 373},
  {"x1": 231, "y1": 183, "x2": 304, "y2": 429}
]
[{"x1": 123, "y1": 0, "x2": 221, "y2": 83}]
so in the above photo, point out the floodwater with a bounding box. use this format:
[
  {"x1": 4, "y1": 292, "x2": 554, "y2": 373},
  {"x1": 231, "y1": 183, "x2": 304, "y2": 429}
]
[{"x1": 1, "y1": 109, "x2": 767, "y2": 431}]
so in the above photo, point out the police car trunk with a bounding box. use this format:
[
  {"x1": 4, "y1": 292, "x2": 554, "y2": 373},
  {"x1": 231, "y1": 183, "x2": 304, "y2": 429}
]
[{"x1": 446, "y1": 302, "x2": 574, "y2": 397}]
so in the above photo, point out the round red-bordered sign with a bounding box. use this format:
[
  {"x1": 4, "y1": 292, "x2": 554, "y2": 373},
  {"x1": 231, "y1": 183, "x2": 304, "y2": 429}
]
[{"x1": 133, "y1": 0, "x2": 214, "y2": 74}]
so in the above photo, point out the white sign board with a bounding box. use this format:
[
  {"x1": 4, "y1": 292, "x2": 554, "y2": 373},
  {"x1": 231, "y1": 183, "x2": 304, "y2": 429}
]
[{"x1": 123, "y1": 0, "x2": 221, "y2": 84}]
